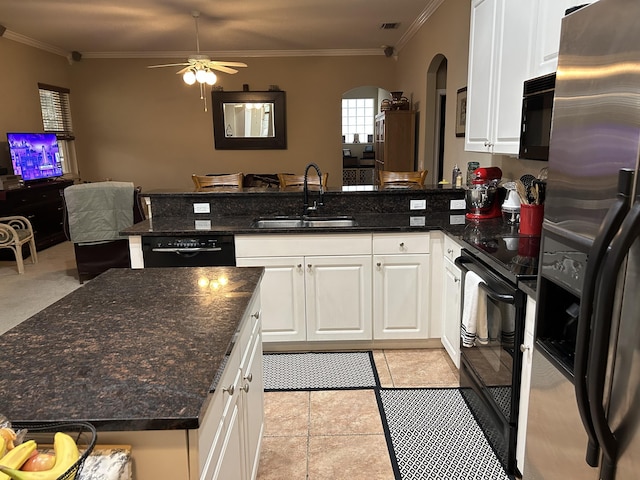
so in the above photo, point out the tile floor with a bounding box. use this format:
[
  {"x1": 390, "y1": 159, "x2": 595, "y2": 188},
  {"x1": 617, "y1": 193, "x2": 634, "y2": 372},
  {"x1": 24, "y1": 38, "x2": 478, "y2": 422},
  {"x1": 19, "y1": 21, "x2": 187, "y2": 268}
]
[{"x1": 256, "y1": 348, "x2": 459, "y2": 480}]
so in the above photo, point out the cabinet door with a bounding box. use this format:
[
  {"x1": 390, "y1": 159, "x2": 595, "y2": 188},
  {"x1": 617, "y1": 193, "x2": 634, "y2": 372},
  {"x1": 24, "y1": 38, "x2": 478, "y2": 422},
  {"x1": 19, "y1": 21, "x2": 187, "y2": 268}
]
[
  {"x1": 240, "y1": 324, "x2": 264, "y2": 480},
  {"x1": 305, "y1": 255, "x2": 372, "y2": 341},
  {"x1": 466, "y1": 0, "x2": 534, "y2": 155},
  {"x1": 466, "y1": 0, "x2": 500, "y2": 153},
  {"x1": 213, "y1": 398, "x2": 243, "y2": 480},
  {"x1": 235, "y1": 257, "x2": 306, "y2": 342},
  {"x1": 517, "y1": 295, "x2": 536, "y2": 474},
  {"x1": 373, "y1": 254, "x2": 429, "y2": 340},
  {"x1": 441, "y1": 257, "x2": 462, "y2": 368}
]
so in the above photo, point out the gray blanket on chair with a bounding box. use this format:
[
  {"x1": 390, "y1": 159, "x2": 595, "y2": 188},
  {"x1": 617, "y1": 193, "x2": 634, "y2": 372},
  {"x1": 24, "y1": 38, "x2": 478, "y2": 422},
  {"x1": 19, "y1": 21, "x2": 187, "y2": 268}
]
[{"x1": 65, "y1": 181, "x2": 134, "y2": 245}]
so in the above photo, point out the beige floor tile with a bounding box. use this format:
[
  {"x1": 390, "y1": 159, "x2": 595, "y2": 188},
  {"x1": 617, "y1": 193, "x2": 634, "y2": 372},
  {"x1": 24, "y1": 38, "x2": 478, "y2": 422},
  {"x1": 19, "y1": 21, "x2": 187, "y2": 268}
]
[
  {"x1": 263, "y1": 391, "x2": 309, "y2": 437},
  {"x1": 256, "y1": 436, "x2": 308, "y2": 480},
  {"x1": 372, "y1": 349, "x2": 393, "y2": 388},
  {"x1": 310, "y1": 390, "x2": 383, "y2": 435},
  {"x1": 308, "y1": 434, "x2": 394, "y2": 480},
  {"x1": 384, "y1": 348, "x2": 459, "y2": 388}
]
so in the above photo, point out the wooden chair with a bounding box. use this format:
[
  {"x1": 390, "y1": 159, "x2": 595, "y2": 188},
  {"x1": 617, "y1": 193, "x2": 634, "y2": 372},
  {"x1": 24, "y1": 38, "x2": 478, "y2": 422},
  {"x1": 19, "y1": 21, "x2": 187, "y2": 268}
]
[
  {"x1": 192, "y1": 173, "x2": 244, "y2": 191},
  {"x1": 379, "y1": 170, "x2": 428, "y2": 187},
  {"x1": 278, "y1": 173, "x2": 329, "y2": 189},
  {"x1": 0, "y1": 216, "x2": 38, "y2": 274}
]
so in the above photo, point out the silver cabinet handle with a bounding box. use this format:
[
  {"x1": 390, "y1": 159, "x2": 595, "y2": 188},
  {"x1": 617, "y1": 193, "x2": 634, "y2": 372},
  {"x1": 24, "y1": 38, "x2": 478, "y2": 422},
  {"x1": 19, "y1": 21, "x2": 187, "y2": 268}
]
[
  {"x1": 454, "y1": 278, "x2": 460, "y2": 283},
  {"x1": 251, "y1": 311, "x2": 260, "y2": 320},
  {"x1": 376, "y1": 262, "x2": 382, "y2": 269},
  {"x1": 297, "y1": 264, "x2": 302, "y2": 269},
  {"x1": 223, "y1": 384, "x2": 235, "y2": 396},
  {"x1": 447, "y1": 248, "x2": 453, "y2": 254},
  {"x1": 244, "y1": 372, "x2": 253, "y2": 383},
  {"x1": 520, "y1": 344, "x2": 530, "y2": 353},
  {"x1": 399, "y1": 242, "x2": 405, "y2": 248},
  {"x1": 241, "y1": 383, "x2": 250, "y2": 393}
]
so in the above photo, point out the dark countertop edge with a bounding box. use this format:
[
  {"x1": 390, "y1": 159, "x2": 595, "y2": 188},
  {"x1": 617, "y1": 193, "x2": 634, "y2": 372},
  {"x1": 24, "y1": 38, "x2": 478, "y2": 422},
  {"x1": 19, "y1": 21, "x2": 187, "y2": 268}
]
[
  {"x1": 519, "y1": 279, "x2": 538, "y2": 299},
  {"x1": 142, "y1": 185, "x2": 465, "y2": 196},
  {"x1": 13, "y1": 416, "x2": 200, "y2": 432}
]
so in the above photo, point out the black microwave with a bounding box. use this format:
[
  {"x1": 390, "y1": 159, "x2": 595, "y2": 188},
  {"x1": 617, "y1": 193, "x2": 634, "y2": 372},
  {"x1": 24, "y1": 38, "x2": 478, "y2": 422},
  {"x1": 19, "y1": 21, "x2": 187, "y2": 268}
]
[{"x1": 519, "y1": 72, "x2": 556, "y2": 161}]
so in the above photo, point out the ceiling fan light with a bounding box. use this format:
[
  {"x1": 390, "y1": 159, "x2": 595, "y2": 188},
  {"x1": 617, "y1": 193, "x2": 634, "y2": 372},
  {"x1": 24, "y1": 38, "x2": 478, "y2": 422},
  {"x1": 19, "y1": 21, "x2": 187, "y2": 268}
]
[
  {"x1": 205, "y1": 70, "x2": 217, "y2": 85},
  {"x1": 195, "y1": 68, "x2": 208, "y2": 83},
  {"x1": 183, "y1": 70, "x2": 196, "y2": 85}
]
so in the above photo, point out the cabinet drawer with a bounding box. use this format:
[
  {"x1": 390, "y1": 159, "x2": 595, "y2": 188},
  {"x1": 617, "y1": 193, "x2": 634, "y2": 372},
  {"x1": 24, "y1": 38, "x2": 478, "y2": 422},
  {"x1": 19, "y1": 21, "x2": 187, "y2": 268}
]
[
  {"x1": 443, "y1": 235, "x2": 463, "y2": 262},
  {"x1": 372, "y1": 233, "x2": 429, "y2": 255},
  {"x1": 235, "y1": 234, "x2": 371, "y2": 257}
]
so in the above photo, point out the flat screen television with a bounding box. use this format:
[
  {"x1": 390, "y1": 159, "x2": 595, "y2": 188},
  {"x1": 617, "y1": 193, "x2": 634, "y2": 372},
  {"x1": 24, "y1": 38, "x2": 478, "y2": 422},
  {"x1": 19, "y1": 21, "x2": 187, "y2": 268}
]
[{"x1": 7, "y1": 132, "x2": 64, "y2": 182}]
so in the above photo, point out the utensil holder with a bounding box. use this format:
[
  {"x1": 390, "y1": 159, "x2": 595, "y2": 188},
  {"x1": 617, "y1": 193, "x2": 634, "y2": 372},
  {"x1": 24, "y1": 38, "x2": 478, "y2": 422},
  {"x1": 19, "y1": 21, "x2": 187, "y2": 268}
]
[{"x1": 519, "y1": 204, "x2": 544, "y2": 235}]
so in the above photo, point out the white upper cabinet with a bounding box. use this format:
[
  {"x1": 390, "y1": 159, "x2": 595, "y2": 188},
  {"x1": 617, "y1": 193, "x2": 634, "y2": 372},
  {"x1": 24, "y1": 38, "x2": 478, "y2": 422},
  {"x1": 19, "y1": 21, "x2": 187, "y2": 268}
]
[
  {"x1": 530, "y1": 1, "x2": 597, "y2": 78},
  {"x1": 465, "y1": 0, "x2": 535, "y2": 155}
]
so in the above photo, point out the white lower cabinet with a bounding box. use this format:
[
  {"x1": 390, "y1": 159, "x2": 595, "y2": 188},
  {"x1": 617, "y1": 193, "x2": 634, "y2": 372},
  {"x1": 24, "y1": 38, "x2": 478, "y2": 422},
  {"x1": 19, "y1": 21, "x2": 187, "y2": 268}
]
[
  {"x1": 372, "y1": 233, "x2": 430, "y2": 340},
  {"x1": 305, "y1": 255, "x2": 372, "y2": 341},
  {"x1": 235, "y1": 234, "x2": 373, "y2": 343},
  {"x1": 198, "y1": 289, "x2": 263, "y2": 480},
  {"x1": 440, "y1": 234, "x2": 462, "y2": 368},
  {"x1": 517, "y1": 294, "x2": 536, "y2": 475}
]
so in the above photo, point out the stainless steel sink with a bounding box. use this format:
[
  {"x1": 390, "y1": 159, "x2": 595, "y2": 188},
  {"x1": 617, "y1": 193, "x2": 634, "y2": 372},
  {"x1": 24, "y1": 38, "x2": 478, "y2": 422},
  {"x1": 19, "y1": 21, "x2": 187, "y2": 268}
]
[{"x1": 251, "y1": 216, "x2": 357, "y2": 228}]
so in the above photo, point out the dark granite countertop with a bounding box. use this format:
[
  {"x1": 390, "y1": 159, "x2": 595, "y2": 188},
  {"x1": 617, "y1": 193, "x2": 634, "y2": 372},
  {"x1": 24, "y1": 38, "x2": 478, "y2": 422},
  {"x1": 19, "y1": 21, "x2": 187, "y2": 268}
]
[{"x1": 0, "y1": 267, "x2": 264, "y2": 432}]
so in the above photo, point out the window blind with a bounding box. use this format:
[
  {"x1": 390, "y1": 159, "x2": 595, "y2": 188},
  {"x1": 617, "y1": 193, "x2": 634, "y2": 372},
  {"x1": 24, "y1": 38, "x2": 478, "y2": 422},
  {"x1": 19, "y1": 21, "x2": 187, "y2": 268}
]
[{"x1": 38, "y1": 83, "x2": 75, "y2": 140}]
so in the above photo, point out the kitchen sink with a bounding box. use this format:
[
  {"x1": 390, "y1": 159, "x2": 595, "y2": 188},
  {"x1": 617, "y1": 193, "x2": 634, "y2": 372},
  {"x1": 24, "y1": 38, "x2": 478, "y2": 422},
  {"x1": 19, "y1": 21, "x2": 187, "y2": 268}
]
[{"x1": 251, "y1": 216, "x2": 358, "y2": 228}]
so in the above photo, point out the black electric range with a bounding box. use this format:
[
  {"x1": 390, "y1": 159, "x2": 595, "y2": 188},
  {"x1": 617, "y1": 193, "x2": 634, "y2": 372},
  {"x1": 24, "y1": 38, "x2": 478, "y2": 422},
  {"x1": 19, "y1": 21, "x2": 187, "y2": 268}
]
[{"x1": 459, "y1": 221, "x2": 540, "y2": 286}]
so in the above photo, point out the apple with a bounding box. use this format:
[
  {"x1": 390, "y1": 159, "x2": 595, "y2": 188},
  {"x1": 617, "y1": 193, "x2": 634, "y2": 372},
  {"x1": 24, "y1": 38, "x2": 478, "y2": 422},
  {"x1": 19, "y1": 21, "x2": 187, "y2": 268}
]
[{"x1": 21, "y1": 452, "x2": 56, "y2": 471}]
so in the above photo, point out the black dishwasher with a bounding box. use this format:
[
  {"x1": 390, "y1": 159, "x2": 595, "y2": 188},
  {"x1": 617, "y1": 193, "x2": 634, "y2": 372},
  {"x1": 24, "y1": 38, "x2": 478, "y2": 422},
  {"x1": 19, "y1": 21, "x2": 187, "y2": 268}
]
[{"x1": 142, "y1": 235, "x2": 236, "y2": 267}]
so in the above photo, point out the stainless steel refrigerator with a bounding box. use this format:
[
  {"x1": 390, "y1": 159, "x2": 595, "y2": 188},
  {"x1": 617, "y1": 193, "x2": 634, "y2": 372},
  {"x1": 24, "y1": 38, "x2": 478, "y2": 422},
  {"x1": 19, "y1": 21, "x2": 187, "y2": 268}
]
[{"x1": 524, "y1": 0, "x2": 640, "y2": 479}]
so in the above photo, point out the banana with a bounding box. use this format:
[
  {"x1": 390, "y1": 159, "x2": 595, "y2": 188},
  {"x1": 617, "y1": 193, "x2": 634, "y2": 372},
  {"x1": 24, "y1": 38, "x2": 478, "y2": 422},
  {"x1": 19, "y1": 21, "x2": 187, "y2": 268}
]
[
  {"x1": 0, "y1": 433, "x2": 79, "y2": 480},
  {"x1": 0, "y1": 440, "x2": 37, "y2": 480},
  {"x1": 0, "y1": 437, "x2": 6, "y2": 460}
]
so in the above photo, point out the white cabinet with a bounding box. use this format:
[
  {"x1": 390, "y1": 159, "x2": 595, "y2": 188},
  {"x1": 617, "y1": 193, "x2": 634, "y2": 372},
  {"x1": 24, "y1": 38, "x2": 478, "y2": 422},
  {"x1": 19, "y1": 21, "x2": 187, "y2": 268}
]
[
  {"x1": 235, "y1": 234, "x2": 372, "y2": 343},
  {"x1": 235, "y1": 256, "x2": 306, "y2": 342},
  {"x1": 372, "y1": 233, "x2": 430, "y2": 340},
  {"x1": 517, "y1": 294, "x2": 536, "y2": 474},
  {"x1": 305, "y1": 254, "x2": 372, "y2": 341},
  {"x1": 465, "y1": 0, "x2": 535, "y2": 155},
  {"x1": 441, "y1": 235, "x2": 462, "y2": 368},
  {"x1": 529, "y1": 1, "x2": 595, "y2": 77},
  {"x1": 197, "y1": 289, "x2": 263, "y2": 480}
]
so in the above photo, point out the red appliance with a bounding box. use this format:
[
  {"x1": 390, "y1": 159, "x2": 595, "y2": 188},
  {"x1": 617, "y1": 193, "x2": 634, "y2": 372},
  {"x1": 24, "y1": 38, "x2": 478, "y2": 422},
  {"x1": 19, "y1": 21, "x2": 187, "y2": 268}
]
[{"x1": 465, "y1": 167, "x2": 503, "y2": 220}]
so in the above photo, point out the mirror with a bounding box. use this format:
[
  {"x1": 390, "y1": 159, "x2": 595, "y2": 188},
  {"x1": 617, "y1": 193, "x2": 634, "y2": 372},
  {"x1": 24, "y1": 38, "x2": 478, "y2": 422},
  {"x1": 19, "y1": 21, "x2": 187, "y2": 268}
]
[{"x1": 212, "y1": 90, "x2": 287, "y2": 149}]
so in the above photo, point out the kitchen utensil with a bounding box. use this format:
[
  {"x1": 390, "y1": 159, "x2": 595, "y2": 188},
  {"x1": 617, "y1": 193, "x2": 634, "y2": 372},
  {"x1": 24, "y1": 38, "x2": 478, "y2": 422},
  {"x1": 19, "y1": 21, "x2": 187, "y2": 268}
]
[
  {"x1": 537, "y1": 167, "x2": 548, "y2": 181},
  {"x1": 515, "y1": 179, "x2": 530, "y2": 204},
  {"x1": 520, "y1": 174, "x2": 536, "y2": 187}
]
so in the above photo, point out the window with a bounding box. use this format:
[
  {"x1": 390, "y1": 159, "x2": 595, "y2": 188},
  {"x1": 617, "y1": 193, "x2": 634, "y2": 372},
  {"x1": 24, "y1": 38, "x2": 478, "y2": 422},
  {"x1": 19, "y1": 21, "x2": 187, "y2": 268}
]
[
  {"x1": 38, "y1": 83, "x2": 77, "y2": 176},
  {"x1": 342, "y1": 98, "x2": 374, "y2": 144}
]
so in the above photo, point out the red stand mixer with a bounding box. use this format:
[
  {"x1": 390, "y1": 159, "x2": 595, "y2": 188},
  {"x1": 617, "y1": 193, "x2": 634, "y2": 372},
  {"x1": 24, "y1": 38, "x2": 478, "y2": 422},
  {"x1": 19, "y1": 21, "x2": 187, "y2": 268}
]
[{"x1": 465, "y1": 166, "x2": 503, "y2": 220}]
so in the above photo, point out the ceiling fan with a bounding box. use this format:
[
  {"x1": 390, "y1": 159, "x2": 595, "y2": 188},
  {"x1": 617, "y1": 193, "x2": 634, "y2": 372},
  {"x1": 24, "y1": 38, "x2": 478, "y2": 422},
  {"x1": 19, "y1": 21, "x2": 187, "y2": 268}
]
[{"x1": 148, "y1": 11, "x2": 247, "y2": 110}]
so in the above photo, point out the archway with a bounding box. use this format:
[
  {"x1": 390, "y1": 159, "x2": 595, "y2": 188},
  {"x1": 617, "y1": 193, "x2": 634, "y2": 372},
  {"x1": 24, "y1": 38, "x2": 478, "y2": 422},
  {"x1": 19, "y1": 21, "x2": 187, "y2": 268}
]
[
  {"x1": 424, "y1": 55, "x2": 448, "y2": 184},
  {"x1": 341, "y1": 86, "x2": 391, "y2": 186}
]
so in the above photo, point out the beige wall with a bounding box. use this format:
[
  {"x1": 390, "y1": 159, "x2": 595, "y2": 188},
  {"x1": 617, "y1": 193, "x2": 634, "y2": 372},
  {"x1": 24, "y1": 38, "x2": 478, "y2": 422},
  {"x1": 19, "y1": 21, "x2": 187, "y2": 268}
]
[{"x1": 0, "y1": 0, "x2": 541, "y2": 191}]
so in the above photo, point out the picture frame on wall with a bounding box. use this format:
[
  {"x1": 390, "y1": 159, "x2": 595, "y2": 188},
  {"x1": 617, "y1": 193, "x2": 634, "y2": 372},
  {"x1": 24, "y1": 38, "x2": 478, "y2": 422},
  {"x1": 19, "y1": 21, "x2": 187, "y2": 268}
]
[{"x1": 455, "y1": 87, "x2": 467, "y2": 138}]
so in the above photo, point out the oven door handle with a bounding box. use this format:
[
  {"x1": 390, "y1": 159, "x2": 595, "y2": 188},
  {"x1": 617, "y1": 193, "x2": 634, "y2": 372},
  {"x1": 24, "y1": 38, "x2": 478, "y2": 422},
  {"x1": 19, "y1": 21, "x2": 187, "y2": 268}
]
[{"x1": 455, "y1": 255, "x2": 516, "y2": 304}]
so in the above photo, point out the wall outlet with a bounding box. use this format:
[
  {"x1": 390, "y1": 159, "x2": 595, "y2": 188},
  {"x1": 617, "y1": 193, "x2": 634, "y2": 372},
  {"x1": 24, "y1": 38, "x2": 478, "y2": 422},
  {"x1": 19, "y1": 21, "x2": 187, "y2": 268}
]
[
  {"x1": 410, "y1": 216, "x2": 426, "y2": 226},
  {"x1": 410, "y1": 199, "x2": 426, "y2": 210},
  {"x1": 450, "y1": 199, "x2": 466, "y2": 210},
  {"x1": 449, "y1": 214, "x2": 466, "y2": 225},
  {"x1": 193, "y1": 202, "x2": 211, "y2": 214}
]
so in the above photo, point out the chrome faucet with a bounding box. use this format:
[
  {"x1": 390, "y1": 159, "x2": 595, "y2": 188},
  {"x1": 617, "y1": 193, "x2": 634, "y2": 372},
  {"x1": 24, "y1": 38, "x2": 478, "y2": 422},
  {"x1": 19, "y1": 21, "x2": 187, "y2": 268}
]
[{"x1": 303, "y1": 162, "x2": 324, "y2": 216}]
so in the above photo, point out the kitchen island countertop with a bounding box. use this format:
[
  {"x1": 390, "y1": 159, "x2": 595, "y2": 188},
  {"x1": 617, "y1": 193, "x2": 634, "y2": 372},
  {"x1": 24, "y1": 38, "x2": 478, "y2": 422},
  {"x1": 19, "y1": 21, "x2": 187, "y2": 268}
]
[{"x1": 0, "y1": 266, "x2": 264, "y2": 432}]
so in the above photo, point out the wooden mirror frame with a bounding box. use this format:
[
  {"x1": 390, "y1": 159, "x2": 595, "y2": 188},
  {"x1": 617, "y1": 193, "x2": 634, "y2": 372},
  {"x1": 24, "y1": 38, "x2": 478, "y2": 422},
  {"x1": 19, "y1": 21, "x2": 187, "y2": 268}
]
[{"x1": 211, "y1": 90, "x2": 287, "y2": 150}]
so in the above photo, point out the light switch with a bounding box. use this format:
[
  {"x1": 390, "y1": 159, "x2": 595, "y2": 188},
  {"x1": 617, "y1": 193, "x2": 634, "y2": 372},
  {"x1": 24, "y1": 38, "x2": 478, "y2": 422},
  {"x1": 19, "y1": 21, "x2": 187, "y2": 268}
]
[
  {"x1": 193, "y1": 203, "x2": 211, "y2": 214},
  {"x1": 410, "y1": 199, "x2": 426, "y2": 210}
]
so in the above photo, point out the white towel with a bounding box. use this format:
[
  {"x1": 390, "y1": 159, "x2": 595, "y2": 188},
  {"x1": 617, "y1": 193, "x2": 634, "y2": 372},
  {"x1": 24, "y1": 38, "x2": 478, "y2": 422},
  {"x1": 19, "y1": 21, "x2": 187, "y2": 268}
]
[{"x1": 461, "y1": 271, "x2": 489, "y2": 347}]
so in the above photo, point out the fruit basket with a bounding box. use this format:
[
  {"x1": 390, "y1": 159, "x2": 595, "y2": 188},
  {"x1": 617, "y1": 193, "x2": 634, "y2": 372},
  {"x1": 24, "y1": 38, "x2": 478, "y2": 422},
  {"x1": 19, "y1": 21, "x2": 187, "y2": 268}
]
[{"x1": 9, "y1": 422, "x2": 97, "y2": 480}]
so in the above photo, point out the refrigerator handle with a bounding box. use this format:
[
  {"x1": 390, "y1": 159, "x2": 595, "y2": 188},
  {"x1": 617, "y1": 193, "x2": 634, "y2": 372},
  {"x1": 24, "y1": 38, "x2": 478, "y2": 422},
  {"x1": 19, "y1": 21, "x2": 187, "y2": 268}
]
[
  {"x1": 576, "y1": 168, "x2": 634, "y2": 467},
  {"x1": 589, "y1": 174, "x2": 640, "y2": 480}
]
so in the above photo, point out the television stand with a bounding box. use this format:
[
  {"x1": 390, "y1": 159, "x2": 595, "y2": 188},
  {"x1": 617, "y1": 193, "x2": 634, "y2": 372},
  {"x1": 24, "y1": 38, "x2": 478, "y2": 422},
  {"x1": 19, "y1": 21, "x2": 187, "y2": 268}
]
[{"x1": 0, "y1": 179, "x2": 74, "y2": 257}]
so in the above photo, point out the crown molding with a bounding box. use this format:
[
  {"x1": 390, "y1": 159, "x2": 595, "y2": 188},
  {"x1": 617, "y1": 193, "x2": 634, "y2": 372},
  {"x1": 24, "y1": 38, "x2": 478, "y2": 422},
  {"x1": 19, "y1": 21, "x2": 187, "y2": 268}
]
[
  {"x1": 82, "y1": 48, "x2": 385, "y2": 59},
  {"x1": 395, "y1": 0, "x2": 445, "y2": 53},
  {"x1": 3, "y1": 29, "x2": 69, "y2": 57}
]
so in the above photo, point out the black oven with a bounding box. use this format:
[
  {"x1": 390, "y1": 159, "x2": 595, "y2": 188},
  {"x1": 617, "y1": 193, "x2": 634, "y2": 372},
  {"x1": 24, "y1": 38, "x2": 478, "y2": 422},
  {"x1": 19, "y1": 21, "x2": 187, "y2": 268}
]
[
  {"x1": 455, "y1": 249, "x2": 528, "y2": 476},
  {"x1": 519, "y1": 72, "x2": 556, "y2": 161}
]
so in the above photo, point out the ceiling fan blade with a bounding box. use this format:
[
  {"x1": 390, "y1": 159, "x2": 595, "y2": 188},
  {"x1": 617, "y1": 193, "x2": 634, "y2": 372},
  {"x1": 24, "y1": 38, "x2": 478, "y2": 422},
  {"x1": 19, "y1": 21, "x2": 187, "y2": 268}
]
[
  {"x1": 147, "y1": 63, "x2": 190, "y2": 69},
  {"x1": 176, "y1": 66, "x2": 193, "y2": 75},
  {"x1": 210, "y1": 61, "x2": 248, "y2": 68},
  {"x1": 209, "y1": 64, "x2": 239, "y2": 74}
]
